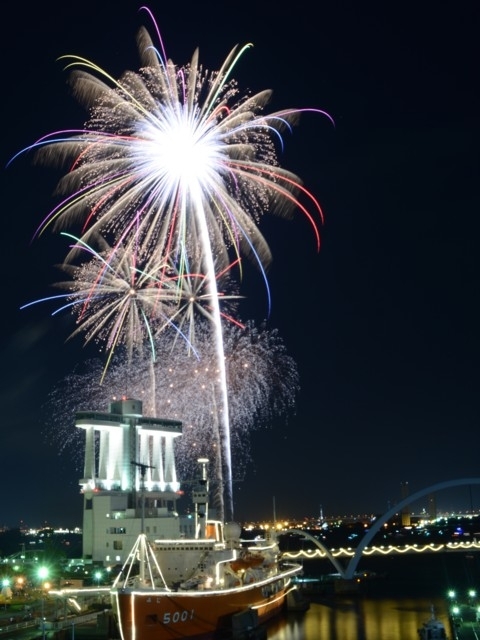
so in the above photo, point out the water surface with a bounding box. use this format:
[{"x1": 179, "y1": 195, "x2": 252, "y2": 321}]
[
  {"x1": 267, "y1": 549, "x2": 479, "y2": 639},
  {"x1": 267, "y1": 596, "x2": 447, "y2": 640}
]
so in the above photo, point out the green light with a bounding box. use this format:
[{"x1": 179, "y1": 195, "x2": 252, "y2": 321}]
[{"x1": 38, "y1": 566, "x2": 49, "y2": 580}]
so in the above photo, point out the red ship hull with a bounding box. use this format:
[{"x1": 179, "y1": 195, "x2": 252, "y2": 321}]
[{"x1": 112, "y1": 575, "x2": 296, "y2": 640}]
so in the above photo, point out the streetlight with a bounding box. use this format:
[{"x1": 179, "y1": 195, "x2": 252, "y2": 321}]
[
  {"x1": 38, "y1": 567, "x2": 49, "y2": 582},
  {"x1": 94, "y1": 571, "x2": 102, "y2": 588},
  {"x1": 37, "y1": 567, "x2": 49, "y2": 640},
  {"x1": 1, "y1": 579, "x2": 12, "y2": 609}
]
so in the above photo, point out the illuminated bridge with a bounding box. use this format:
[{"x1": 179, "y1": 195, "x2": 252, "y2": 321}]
[{"x1": 283, "y1": 477, "x2": 480, "y2": 580}]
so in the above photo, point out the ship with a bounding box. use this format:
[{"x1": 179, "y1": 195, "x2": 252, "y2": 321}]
[
  {"x1": 418, "y1": 605, "x2": 448, "y2": 640},
  {"x1": 110, "y1": 458, "x2": 304, "y2": 640}
]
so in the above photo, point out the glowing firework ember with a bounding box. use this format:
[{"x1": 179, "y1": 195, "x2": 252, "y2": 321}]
[{"x1": 14, "y1": 6, "x2": 330, "y2": 520}]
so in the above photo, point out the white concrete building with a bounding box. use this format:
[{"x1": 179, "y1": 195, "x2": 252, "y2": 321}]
[{"x1": 77, "y1": 397, "x2": 196, "y2": 565}]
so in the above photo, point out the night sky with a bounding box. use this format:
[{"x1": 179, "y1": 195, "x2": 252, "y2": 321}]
[{"x1": 1, "y1": 1, "x2": 479, "y2": 529}]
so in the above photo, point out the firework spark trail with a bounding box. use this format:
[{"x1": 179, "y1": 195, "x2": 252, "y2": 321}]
[
  {"x1": 43, "y1": 320, "x2": 300, "y2": 504},
  {"x1": 14, "y1": 7, "x2": 330, "y2": 520}
]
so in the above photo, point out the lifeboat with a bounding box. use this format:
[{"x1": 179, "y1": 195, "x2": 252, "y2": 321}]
[{"x1": 230, "y1": 552, "x2": 264, "y2": 573}]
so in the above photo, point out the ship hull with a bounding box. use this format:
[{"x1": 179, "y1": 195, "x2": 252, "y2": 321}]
[{"x1": 112, "y1": 576, "x2": 294, "y2": 640}]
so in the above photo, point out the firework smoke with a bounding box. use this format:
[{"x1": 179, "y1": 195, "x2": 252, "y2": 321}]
[{"x1": 44, "y1": 321, "x2": 299, "y2": 511}]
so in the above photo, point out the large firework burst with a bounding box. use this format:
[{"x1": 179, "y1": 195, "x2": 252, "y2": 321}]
[
  {"x1": 15, "y1": 7, "x2": 329, "y2": 519},
  {"x1": 23, "y1": 233, "x2": 243, "y2": 379}
]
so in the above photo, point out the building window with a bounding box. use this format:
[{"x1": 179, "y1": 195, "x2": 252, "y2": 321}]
[
  {"x1": 113, "y1": 540, "x2": 123, "y2": 550},
  {"x1": 109, "y1": 527, "x2": 126, "y2": 534}
]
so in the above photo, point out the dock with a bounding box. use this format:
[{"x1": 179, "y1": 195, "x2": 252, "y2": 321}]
[{"x1": 450, "y1": 604, "x2": 480, "y2": 640}]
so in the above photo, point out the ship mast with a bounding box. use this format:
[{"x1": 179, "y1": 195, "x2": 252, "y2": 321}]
[
  {"x1": 131, "y1": 460, "x2": 155, "y2": 584},
  {"x1": 131, "y1": 460, "x2": 156, "y2": 533},
  {"x1": 192, "y1": 458, "x2": 209, "y2": 539}
]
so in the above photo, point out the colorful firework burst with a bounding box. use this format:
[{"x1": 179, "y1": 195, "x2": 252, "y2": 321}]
[{"x1": 15, "y1": 6, "x2": 330, "y2": 519}]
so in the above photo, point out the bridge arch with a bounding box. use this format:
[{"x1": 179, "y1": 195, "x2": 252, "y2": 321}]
[
  {"x1": 283, "y1": 529, "x2": 346, "y2": 575},
  {"x1": 341, "y1": 477, "x2": 480, "y2": 579}
]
